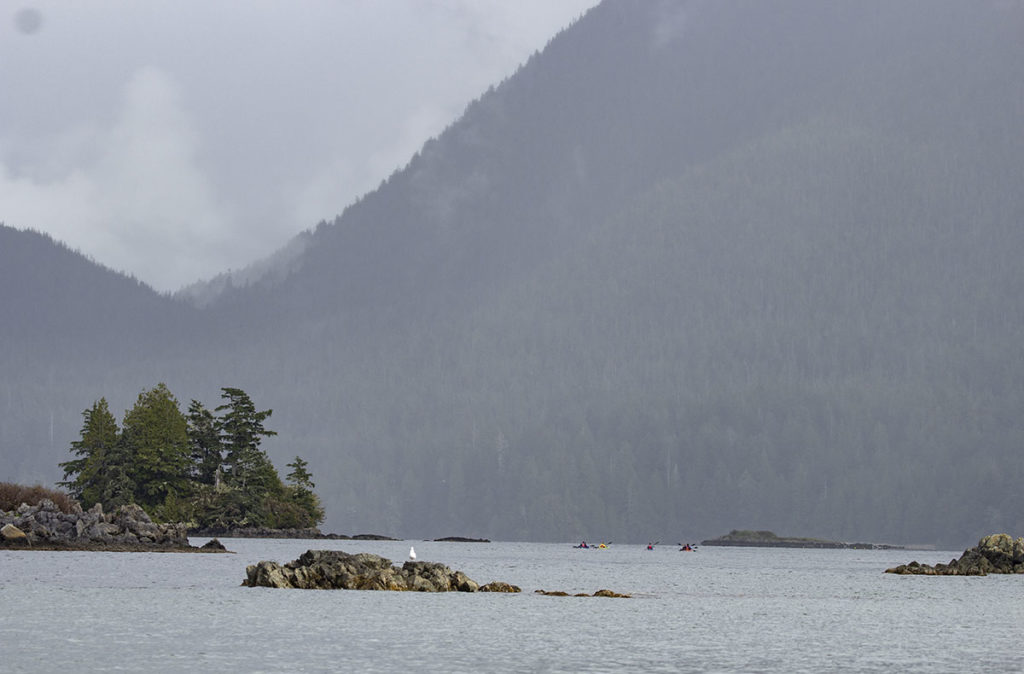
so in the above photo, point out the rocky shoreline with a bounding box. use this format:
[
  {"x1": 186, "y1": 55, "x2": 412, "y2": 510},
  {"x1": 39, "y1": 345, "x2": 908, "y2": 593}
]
[
  {"x1": 885, "y1": 534, "x2": 1024, "y2": 575},
  {"x1": 0, "y1": 499, "x2": 214, "y2": 551},
  {"x1": 189, "y1": 526, "x2": 396, "y2": 540},
  {"x1": 189, "y1": 529, "x2": 489, "y2": 542}
]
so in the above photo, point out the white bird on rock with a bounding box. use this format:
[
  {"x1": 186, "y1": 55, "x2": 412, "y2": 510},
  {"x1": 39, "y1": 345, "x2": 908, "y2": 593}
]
[{"x1": 409, "y1": 546, "x2": 416, "y2": 560}]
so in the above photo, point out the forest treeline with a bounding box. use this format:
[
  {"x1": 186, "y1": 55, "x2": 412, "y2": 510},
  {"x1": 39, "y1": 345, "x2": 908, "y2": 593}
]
[
  {"x1": 58, "y1": 385, "x2": 323, "y2": 529},
  {"x1": 2, "y1": 0, "x2": 1023, "y2": 547}
]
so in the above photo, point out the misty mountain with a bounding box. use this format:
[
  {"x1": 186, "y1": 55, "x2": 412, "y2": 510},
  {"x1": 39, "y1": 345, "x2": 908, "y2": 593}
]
[
  {"x1": 174, "y1": 230, "x2": 313, "y2": 308},
  {"x1": 0, "y1": 226, "x2": 199, "y2": 478},
  {"x1": 0, "y1": 227, "x2": 179, "y2": 344},
  {"x1": 3, "y1": 0, "x2": 1023, "y2": 547}
]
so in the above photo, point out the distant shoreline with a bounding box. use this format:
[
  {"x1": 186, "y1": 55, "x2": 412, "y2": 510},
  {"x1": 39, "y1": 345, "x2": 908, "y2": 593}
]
[{"x1": 188, "y1": 527, "x2": 398, "y2": 541}]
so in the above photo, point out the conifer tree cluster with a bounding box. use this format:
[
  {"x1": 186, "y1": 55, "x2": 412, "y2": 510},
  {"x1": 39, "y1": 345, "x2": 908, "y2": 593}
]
[{"x1": 60, "y1": 385, "x2": 324, "y2": 529}]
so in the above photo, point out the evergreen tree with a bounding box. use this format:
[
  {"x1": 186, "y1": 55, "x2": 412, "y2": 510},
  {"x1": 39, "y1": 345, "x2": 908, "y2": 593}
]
[
  {"x1": 59, "y1": 398, "x2": 120, "y2": 508},
  {"x1": 216, "y1": 387, "x2": 278, "y2": 493},
  {"x1": 286, "y1": 455, "x2": 325, "y2": 526},
  {"x1": 186, "y1": 400, "x2": 222, "y2": 486},
  {"x1": 119, "y1": 383, "x2": 191, "y2": 512},
  {"x1": 286, "y1": 456, "x2": 315, "y2": 491},
  {"x1": 99, "y1": 446, "x2": 137, "y2": 510}
]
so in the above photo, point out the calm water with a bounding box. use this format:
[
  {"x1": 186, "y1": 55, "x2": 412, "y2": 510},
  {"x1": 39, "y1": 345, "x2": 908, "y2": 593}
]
[{"x1": 1, "y1": 539, "x2": 1022, "y2": 673}]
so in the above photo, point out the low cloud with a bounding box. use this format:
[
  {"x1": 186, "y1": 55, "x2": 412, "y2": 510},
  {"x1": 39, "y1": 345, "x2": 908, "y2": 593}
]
[
  {"x1": 1, "y1": 67, "x2": 236, "y2": 292},
  {"x1": 1, "y1": 2, "x2": 599, "y2": 292}
]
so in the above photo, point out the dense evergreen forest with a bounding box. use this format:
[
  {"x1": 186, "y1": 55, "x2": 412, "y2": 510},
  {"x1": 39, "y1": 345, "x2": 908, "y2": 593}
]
[{"x1": 2, "y1": 0, "x2": 1023, "y2": 547}]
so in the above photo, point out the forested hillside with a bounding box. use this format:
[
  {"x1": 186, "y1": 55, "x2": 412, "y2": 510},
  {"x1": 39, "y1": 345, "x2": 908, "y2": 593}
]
[
  {"x1": 3, "y1": 0, "x2": 1023, "y2": 547},
  {"x1": 0, "y1": 227, "x2": 202, "y2": 479}
]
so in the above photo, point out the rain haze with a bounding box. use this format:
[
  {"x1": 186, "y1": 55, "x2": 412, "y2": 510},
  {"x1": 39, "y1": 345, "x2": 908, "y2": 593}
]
[
  {"x1": 0, "y1": 1, "x2": 597, "y2": 292},
  {"x1": 2, "y1": 0, "x2": 1023, "y2": 551}
]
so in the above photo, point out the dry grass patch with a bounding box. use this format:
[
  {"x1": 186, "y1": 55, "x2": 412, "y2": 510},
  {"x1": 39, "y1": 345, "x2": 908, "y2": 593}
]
[{"x1": 0, "y1": 482, "x2": 76, "y2": 513}]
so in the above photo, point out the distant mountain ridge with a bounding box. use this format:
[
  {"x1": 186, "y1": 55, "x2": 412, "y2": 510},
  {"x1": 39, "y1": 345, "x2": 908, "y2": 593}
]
[{"x1": 3, "y1": 0, "x2": 1023, "y2": 547}]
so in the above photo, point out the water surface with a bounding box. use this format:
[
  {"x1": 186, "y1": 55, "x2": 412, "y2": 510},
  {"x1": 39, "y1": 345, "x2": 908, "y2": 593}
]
[{"x1": 1, "y1": 539, "x2": 1020, "y2": 672}]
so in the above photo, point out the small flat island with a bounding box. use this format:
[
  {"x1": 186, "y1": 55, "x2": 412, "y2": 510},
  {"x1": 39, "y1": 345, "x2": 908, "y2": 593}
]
[{"x1": 701, "y1": 529, "x2": 901, "y2": 550}]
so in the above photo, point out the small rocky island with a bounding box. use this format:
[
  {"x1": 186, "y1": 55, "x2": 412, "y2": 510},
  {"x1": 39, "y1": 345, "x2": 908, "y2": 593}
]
[
  {"x1": 701, "y1": 529, "x2": 900, "y2": 550},
  {"x1": 0, "y1": 499, "x2": 210, "y2": 551},
  {"x1": 885, "y1": 534, "x2": 1024, "y2": 575},
  {"x1": 243, "y1": 549, "x2": 520, "y2": 592}
]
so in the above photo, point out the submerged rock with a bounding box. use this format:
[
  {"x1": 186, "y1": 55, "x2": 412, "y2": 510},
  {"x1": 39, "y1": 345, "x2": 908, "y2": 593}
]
[
  {"x1": 886, "y1": 534, "x2": 1024, "y2": 576},
  {"x1": 243, "y1": 549, "x2": 498, "y2": 591},
  {"x1": 534, "y1": 588, "x2": 631, "y2": 598}
]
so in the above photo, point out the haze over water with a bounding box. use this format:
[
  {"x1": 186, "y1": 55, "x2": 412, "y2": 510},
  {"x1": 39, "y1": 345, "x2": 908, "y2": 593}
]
[{"x1": 2, "y1": 539, "x2": 1021, "y2": 672}]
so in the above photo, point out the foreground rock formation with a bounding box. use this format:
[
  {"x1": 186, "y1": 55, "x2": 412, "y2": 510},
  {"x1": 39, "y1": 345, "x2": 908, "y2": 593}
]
[
  {"x1": 243, "y1": 549, "x2": 519, "y2": 592},
  {"x1": 1, "y1": 499, "x2": 195, "y2": 550},
  {"x1": 886, "y1": 534, "x2": 1024, "y2": 575}
]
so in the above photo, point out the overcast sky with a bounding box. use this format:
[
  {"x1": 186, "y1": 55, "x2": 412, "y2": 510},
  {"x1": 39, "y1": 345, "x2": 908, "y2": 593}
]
[{"x1": 1, "y1": 1, "x2": 598, "y2": 292}]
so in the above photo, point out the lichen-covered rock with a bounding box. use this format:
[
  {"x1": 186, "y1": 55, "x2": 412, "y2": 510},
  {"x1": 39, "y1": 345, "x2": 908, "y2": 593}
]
[
  {"x1": 886, "y1": 534, "x2": 1024, "y2": 575},
  {"x1": 1, "y1": 523, "x2": 27, "y2": 542},
  {"x1": 243, "y1": 549, "x2": 493, "y2": 592}
]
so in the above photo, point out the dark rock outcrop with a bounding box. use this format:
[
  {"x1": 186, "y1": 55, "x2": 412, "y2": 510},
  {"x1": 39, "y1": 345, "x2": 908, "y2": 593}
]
[
  {"x1": 479, "y1": 581, "x2": 521, "y2": 593},
  {"x1": 886, "y1": 534, "x2": 1024, "y2": 575},
  {"x1": 433, "y1": 536, "x2": 491, "y2": 543},
  {"x1": 200, "y1": 538, "x2": 228, "y2": 551},
  {"x1": 0, "y1": 499, "x2": 200, "y2": 550},
  {"x1": 243, "y1": 549, "x2": 495, "y2": 591}
]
